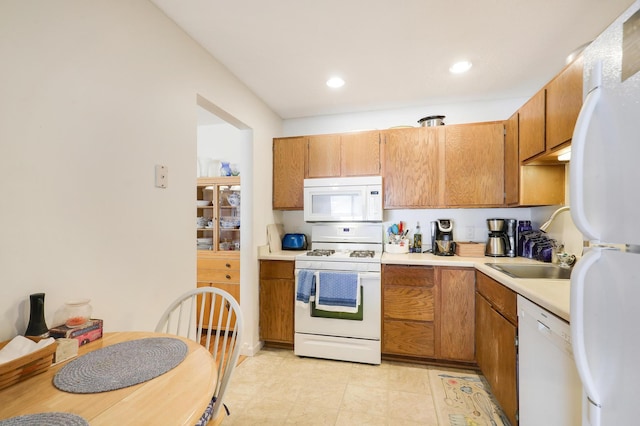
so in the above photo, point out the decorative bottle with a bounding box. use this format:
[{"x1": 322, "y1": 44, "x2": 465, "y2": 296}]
[
  {"x1": 517, "y1": 220, "x2": 533, "y2": 257},
  {"x1": 413, "y1": 222, "x2": 422, "y2": 253},
  {"x1": 25, "y1": 293, "x2": 49, "y2": 337}
]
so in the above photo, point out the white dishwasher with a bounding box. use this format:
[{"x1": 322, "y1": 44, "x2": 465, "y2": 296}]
[{"x1": 517, "y1": 296, "x2": 582, "y2": 426}]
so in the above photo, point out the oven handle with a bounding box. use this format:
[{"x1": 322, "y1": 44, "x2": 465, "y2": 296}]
[{"x1": 295, "y1": 269, "x2": 380, "y2": 278}]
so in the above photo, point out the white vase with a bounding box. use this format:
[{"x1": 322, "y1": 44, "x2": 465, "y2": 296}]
[
  {"x1": 197, "y1": 157, "x2": 211, "y2": 177},
  {"x1": 207, "y1": 160, "x2": 220, "y2": 177}
]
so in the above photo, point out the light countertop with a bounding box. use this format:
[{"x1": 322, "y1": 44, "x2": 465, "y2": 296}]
[
  {"x1": 257, "y1": 245, "x2": 301, "y2": 261},
  {"x1": 257, "y1": 246, "x2": 570, "y2": 322}
]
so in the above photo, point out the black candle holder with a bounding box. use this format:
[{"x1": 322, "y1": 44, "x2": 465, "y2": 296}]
[{"x1": 25, "y1": 293, "x2": 49, "y2": 337}]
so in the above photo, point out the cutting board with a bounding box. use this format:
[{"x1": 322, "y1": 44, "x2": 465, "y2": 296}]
[{"x1": 266, "y1": 224, "x2": 284, "y2": 253}]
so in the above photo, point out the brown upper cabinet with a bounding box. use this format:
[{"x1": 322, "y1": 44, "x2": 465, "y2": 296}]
[
  {"x1": 518, "y1": 89, "x2": 546, "y2": 163},
  {"x1": 546, "y1": 55, "x2": 584, "y2": 151},
  {"x1": 381, "y1": 127, "x2": 443, "y2": 209},
  {"x1": 504, "y1": 112, "x2": 565, "y2": 206},
  {"x1": 272, "y1": 131, "x2": 381, "y2": 210},
  {"x1": 382, "y1": 122, "x2": 505, "y2": 209},
  {"x1": 272, "y1": 136, "x2": 306, "y2": 210},
  {"x1": 340, "y1": 131, "x2": 382, "y2": 176},
  {"x1": 308, "y1": 131, "x2": 380, "y2": 178},
  {"x1": 307, "y1": 134, "x2": 341, "y2": 177},
  {"x1": 444, "y1": 121, "x2": 505, "y2": 207},
  {"x1": 519, "y1": 55, "x2": 583, "y2": 163}
]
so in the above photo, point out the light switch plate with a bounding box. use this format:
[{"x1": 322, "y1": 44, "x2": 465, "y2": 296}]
[{"x1": 155, "y1": 165, "x2": 168, "y2": 188}]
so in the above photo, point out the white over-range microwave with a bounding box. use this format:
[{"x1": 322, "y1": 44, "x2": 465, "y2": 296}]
[{"x1": 303, "y1": 176, "x2": 383, "y2": 222}]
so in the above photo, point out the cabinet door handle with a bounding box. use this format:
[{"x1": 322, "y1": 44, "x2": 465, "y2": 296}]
[
  {"x1": 226, "y1": 274, "x2": 231, "y2": 280},
  {"x1": 225, "y1": 263, "x2": 231, "y2": 268}
]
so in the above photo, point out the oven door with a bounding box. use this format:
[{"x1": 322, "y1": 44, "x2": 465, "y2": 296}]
[{"x1": 294, "y1": 270, "x2": 381, "y2": 340}]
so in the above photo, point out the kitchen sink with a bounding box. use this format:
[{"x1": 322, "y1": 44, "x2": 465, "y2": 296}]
[{"x1": 485, "y1": 263, "x2": 572, "y2": 280}]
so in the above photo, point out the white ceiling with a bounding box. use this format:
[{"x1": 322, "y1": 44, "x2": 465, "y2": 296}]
[{"x1": 151, "y1": 0, "x2": 635, "y2": 120}]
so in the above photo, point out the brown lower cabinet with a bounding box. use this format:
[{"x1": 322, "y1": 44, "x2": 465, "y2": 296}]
[
  {"x1": 475, "y1": 271, "x2": 518, "y2": 425},
  {"x1": 382, "y1": 264, "x2": 475, "y2": 364},
  {"x1": 259, "y1": 260, "x2": 295, "y2": 346}
]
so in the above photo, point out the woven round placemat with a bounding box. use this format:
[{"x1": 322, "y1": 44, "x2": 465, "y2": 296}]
[
  {"x1": 0, "y1": 412, "x2": 89, "y2": 426},
  {"x1": 53, "y1": 337, "x2": 188, "y2": 394}
]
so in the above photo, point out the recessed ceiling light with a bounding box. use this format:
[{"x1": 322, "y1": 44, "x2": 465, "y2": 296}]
[
  {"x1": 449, "y1": 61, "x2": 472, "y2": 74},
  {"x1": 326, "y1": 77, "x2": 345, "y2": 88}
]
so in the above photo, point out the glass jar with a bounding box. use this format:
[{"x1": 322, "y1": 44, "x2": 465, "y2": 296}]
[{"x1": 64, "y1": 299, "x2": 93, "y2": 328}]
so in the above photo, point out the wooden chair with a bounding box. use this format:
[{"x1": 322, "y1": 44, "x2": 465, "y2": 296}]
[{"x1": 155, "y1": 287, "x2": 243, "y2": 425}]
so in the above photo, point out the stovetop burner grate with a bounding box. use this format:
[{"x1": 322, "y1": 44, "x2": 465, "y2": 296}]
[
  {"x1": 305, "y1": 249, "x2": 336, "y2": 257},
  {"x1": 350, "y1": 250, "x2": 375, "y2": 258}
]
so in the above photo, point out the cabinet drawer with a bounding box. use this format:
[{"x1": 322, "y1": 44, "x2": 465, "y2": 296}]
[
  {"x1": 259, "y1": 260, "x2": 294, "y2": 279},
  {"x1": 197, "y1": 269, "x2": 240, "y2": 283},
  {"x1": 197, "y1": 257, "x2": 240, "y2": 271},
  {"x1": 382, "y1": 265, "x2": 434, "y2": 286},
  {"x1": 197, "y1": 282, "x2": 240, "y2": 300},
  {"x1": 383, "y1": 286, "x2": 434, "y2": 321},
  {"x1": 383, "y1": 320, "x2": 435, "y2": 357},
  {"x1": 476, "y1": 271, "x2": 517, "y2": 324}
]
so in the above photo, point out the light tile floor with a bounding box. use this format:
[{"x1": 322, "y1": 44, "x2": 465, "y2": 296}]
[{"x1": 222, "y1": 348, "x2": 493, "y2": 425}]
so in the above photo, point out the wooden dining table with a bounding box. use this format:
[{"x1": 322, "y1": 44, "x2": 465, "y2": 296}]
[{"x1": 0, "y1": 331, "x2": 217, "y2": 425}]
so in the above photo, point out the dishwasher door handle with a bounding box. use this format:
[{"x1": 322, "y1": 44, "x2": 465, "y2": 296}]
[{"x1": 537, "y1": 320, "x2": 551, "y2": 335}]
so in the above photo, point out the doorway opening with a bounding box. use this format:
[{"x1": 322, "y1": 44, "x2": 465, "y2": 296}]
[{"x1": 196, "y1": 95, "x2": 253, "y2": 351}]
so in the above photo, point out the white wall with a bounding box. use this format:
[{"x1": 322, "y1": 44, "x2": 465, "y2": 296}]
[
  {"x1": 282, "y1": 209, "x2": 534, "y2": 246},
  {"x1": 197, "y1": 121, "x2": 251, "y2": 178},
  {"x1": 282, "y1": 97, "x2": 528, "y2": 136},
  {"x1": 0, "y1": 0, "x2": 282, "y2": 353}
]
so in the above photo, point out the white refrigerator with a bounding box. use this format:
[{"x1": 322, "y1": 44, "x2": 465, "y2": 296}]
[{"x1": 570, "y1": 1, "x2": 640, "y2": 425}]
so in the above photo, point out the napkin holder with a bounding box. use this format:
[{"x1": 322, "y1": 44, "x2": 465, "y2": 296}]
[{"x1": 0, "y1": 337, "x2": 57, "y2": 390}]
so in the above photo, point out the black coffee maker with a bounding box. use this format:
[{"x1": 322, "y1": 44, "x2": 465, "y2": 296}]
[{"x1": 431, "y1": 219, "x2": 456, "y2": 256}]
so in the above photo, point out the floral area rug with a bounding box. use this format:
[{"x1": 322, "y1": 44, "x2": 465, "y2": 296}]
[{"x1": 429, "y1": 368, "x2": 511, "y2": 426}]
